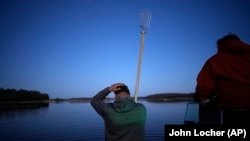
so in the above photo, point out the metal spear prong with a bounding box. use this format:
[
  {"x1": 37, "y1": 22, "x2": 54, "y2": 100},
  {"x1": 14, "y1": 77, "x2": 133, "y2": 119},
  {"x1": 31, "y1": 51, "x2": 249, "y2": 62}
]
[{"x1": 139, "y1": 9, "x2": 152, "y2": 33}]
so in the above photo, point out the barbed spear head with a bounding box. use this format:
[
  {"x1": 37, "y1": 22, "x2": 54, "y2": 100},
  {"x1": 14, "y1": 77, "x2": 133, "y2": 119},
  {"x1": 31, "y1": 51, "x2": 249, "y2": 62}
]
[{"x1": 139, "y1": 9, "x2": 152, "y2": 33}]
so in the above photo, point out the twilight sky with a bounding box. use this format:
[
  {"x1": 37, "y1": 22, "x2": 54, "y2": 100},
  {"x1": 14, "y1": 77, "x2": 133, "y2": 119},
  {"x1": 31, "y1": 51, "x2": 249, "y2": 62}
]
[{"x1": 1, "y1": 0, "x2": 250, "y2": 99}]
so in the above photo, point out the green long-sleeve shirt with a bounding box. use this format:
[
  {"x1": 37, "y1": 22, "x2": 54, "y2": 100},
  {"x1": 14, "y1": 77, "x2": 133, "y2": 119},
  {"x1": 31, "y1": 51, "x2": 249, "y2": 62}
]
[{"x1": 90, "y1": 87, "x2": 146, "y2": 141}]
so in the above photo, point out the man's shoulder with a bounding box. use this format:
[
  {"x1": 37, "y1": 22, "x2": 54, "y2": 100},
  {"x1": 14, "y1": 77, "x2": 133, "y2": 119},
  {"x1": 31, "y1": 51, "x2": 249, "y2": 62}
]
[
  {"x1": 135, "y1": 102, "x2": 145, "y2": 105},
  {"x1": 134, "y1": 103, "x2": 147, "y2": 114},
  {"x1": 134, "y1": 103, "x2": 146, "y2": 108}
]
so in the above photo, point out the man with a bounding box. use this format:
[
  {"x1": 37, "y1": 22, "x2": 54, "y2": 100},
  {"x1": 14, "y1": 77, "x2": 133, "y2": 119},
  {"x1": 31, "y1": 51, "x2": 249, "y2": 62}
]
[
  {"x1": 195, "y1": 34, "x2": 250, "y2": 125},
  {"x1": 90, "y1": 82, "x2": 146, "y2": 141}
]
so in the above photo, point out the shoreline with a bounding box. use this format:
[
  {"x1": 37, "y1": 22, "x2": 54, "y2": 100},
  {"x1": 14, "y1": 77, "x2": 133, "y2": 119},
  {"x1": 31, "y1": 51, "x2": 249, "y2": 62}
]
[
  {"x1": 0, "y1": 100, "x2": 50, "y2": 104},
  {"x1": 0, "y1": 93, "x2": 195, "y2": 103}
]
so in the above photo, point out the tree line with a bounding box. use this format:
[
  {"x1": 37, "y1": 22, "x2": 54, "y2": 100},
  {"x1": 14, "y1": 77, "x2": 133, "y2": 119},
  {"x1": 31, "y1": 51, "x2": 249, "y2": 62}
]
[{"x1": 0, "y1": 88, "x2": 49, "y2": 102}]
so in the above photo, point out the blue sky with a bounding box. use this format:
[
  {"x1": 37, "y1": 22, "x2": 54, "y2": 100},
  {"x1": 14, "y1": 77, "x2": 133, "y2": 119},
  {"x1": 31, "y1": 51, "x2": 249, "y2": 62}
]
[{"x1": 1, "y1": 0, "x2": 250, "y2": 99}]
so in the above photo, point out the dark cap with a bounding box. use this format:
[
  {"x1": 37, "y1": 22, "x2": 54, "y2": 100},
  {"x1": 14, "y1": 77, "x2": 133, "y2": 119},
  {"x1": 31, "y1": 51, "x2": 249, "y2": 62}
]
[
  {"x1": 114, "y1": 85, "x2": 130, "y2": 95},
  {"x1": 217, "y1": 34, "x2": 241, "y2": 45}
]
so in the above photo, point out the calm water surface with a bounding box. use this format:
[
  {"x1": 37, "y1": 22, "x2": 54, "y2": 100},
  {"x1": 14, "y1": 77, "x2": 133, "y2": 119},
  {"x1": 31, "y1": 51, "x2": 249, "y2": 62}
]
[{"x1": 0, "y1": 100, "x2": 189, "y2": 141}]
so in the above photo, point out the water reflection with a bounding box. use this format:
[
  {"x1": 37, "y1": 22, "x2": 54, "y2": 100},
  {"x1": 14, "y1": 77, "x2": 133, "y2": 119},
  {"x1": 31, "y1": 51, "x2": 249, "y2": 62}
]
[
  {"x1": 0, "y1": 100, "x2": 188, "y2": 141},
  {"x1": 0, "y1": 102, "x2": 49, "y2": 120}
]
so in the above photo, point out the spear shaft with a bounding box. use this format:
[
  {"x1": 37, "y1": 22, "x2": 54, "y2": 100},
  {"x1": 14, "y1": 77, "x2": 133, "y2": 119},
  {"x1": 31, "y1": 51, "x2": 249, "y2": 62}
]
[{"x1": 134, "y1": 9, "x2": 152, "y2": 102}]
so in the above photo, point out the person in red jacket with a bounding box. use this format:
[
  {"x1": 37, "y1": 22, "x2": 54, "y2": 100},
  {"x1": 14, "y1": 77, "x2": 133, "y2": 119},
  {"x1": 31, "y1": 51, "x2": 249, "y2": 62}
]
[{"x1": 195, "y1": 34, "x2": 250, "y2": 125}]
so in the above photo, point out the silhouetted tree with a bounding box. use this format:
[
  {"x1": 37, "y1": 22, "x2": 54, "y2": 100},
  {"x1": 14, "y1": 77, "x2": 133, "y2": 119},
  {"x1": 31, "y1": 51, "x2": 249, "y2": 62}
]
[{"x1": 0, "y1": 88, "x2": 50, "y2": 102}]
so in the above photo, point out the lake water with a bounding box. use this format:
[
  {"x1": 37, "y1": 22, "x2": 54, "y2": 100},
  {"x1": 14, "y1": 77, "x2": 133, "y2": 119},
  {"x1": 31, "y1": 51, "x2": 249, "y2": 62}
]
[{"x1": 0, "y1": 100, "x2": 194, "y2": 141}]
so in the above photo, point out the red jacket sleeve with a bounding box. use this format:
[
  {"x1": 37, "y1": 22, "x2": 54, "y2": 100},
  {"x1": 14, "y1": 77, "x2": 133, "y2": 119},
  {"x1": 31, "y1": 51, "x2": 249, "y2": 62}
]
[{"x1": 195, "y1": 60, "x2": 216, "y2": 101}]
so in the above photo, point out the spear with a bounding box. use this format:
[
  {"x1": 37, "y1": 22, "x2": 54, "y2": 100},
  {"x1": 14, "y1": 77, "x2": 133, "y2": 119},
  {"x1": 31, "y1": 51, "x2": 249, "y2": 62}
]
[{"x1": 134, "y1": 9, "x2": 152, "y2": 102}]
